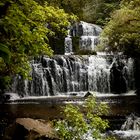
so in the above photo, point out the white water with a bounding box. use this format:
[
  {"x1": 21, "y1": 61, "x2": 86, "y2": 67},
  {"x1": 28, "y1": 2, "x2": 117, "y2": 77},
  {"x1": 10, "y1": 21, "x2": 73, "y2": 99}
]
[
  {"x1": 5, "y1": 90, "x2": 136, "y2": 102},
  {"x1": 11, "y1": 54, "x2": 135, "y2": 97},
  {"x1": 78, "y1": 21, "x2": 101, "y2": 50},
  {"x1": 65, "y1": 35, "x2": 73, "y2": 54},
  {"x1": 113, "y1": 130, "x2": 140, "y2": 140},
  {"x1": 88, "y1": 55, "x2": 111, "y2": 92},
  {"x1": 80, "y1": 36, "x2": 98, "y2": 50},
  {"x1": 65, "y1": 21, "x2": 102, "y2": 52}
]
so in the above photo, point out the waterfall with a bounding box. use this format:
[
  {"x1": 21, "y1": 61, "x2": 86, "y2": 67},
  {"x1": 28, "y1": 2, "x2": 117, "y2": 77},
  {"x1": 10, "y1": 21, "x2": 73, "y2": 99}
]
[
  {"x1": 112, "y1": 114, "x2": 140, "y2": 140},
  {"x1": 88, "y1": 55, "x2": 111, "y2": 93},
  {"x1": 64, "y1": 21, "x2": 102, "y2": 52},
  {"x1": 65, "y1": 36, "x2": 72, "y2": 55},
  {"x1": 121, "y1": 114, "x2": 140, "y2": 131},
  {"x1": 11, "y1": 54, "x2": 135, "y2": 97},
  {"x1": 79, "y1": 36, "x2": 99, "y2": 50},
  {"x1": 10, "y1": 22, "x2": 135, "y2": 97},
  {"x1": 65, "y1": 28, "x2": 73, "y2": 55},
  {"x1": 78, "y1": 21, "x2": 102, "y2": 50}
]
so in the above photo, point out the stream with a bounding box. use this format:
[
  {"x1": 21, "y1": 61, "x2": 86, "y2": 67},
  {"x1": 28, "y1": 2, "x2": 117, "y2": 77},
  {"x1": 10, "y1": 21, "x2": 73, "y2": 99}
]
[{"x1": 0, "y1": 21, "x2": 140, "y2": 140}]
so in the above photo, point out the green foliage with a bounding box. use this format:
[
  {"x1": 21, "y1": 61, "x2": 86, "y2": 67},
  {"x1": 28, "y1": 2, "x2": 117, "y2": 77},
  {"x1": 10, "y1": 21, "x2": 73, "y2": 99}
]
[
  {"x1": 95, "y1": 37, "x2": 109, "y2": 52},
  {"x1": 55, "y1": 96, "x2": 109, "y2": 140},
  {"x1": 0, "y1": 43, "x2": 11, "y2": 63},
  {"x1": 106, "y1": 136, "x2": 117, "y2": 140},
  {"x1": 0, "y1": 75, "x2": 11, "y2": 93},
  {"x1": 44, "y1": 0, "x2": 120, "y2": 26},
  {"x1": 45, "y1": 0, "x2": 86, "y2": 20},
  {"x1": 95, "y1": 44, "x2": 106, "y2": 52},
  {"x1": 83, "y1": 0, "x2": 120, "y2": 26},
  {"x1": 0, "y1": 0, "x2": 76, "y2": 92},
  {"x1": 102, "y1": 0, "x2": 140, "y2": 56}
]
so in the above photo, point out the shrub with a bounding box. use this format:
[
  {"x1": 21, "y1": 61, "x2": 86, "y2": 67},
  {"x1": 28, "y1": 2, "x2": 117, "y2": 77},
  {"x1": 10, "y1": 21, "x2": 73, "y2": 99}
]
[{"x1": 54, "y1": 96, "x2": 110, "y2": 140}]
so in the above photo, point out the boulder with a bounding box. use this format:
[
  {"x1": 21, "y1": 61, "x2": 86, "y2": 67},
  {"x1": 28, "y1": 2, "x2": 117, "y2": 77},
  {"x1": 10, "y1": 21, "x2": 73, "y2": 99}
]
[
  {"x1": 84, "y1": 91, "x2": 93, "y2": 98},
  {"x1": 0, "y1": 93, "x2": 20, "y2": 104},
  {"x1": 3, "y1": 118, "x2": 58, "y2": 140}
]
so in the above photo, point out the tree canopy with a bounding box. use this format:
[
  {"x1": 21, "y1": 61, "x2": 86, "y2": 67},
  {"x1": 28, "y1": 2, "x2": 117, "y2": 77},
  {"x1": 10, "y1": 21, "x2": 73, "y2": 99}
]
[
  {"x1": 83, "y1": 0, "x2": 120, "y2": 25},
  {"x1": 102, "y1": 0, "x2": 140, "y2": 56},
  {"x1": 0, "y1": 0, "x2": 76, "y2": 92},
  {"x1": 44, "y1": 0, "x2": 120, "y2": 26}
]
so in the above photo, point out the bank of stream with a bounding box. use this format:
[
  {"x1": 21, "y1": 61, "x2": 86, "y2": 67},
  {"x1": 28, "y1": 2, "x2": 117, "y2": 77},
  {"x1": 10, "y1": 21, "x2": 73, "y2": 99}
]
[{"x1": 1, "y1": 93, "x2": 140, "y2": 139}]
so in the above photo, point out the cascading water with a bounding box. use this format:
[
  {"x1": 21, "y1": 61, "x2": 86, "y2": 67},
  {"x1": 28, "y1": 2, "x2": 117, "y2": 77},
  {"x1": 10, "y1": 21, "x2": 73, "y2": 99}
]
[
  {"x1": 65, "y1": 29, "x2": 73, "y2": 55},
  {"x1": 67, "y1": 21, "x2": 102, "y2": 51},
  {"x1": 78, "y1": 21, "x2": 101, "y2": 50},
  {"x1": 11, "y1": 54, "x2": 135, "y2": 97},
  {"x1": 10, "y1": 21, "x2": 135, "y2": 97},
  {"x1": 65, "y1": 36, "x2": 72, "y2": 55},
  {"x1": 112, "y1": 114, "x2": 140, "y2": 140}
]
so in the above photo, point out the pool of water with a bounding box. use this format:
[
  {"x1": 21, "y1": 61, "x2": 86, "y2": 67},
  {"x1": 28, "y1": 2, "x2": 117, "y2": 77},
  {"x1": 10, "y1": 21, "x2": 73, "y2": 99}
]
[{"x1": 0, "y1": 93, "x2": 140, "y2": 139}]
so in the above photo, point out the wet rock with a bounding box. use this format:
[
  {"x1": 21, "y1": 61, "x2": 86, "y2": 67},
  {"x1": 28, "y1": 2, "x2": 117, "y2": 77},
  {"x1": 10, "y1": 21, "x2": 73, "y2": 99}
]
[
  {"x1": 0, "y1": 94, "x2": 10, "y2": 104},
  {"x1": 121, "y1": 113, "x2": 140, "y2": 131},
  {"x1": 3, "y1": 118, "x2": 58, "y2": 140},
  {"x1": 135, "y1": 88, "x2": 140, "y2": 96},
  {"x1": 70, "y1": 93, "x2": 77, "y2": 96},
  {"x1": 84, "y1": 91, "x2": 93, "y2": 98}
]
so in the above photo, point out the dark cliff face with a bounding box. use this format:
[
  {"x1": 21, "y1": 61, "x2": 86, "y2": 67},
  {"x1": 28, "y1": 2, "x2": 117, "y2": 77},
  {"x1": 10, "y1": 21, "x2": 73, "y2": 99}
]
[
  {"x1": 134, "y1": 57, "x2": 140, "y2": 95},
  {"x1": 110, "y1": 61, "x2": 127, "y2": 93}
]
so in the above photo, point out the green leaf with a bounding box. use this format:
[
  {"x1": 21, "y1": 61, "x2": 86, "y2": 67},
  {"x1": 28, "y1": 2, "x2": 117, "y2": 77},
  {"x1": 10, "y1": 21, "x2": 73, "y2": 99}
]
[{"x1": 0, "y1": 43, "x2": 11, "y2": 63}]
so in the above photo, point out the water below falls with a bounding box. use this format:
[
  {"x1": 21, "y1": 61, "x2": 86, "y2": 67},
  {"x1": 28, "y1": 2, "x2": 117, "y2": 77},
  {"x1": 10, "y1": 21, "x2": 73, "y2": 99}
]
[{"x1": 11, "y1": 54, "x2": 135, "y2": 97}]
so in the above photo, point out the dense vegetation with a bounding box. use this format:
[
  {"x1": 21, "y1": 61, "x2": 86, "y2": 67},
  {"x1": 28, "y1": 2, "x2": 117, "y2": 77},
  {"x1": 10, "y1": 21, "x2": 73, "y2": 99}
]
[
  {"x1": 45, "y1": 0, "x2": 120, "y2": 26},
  {"x1": 102, "y1": 0, "x2": 140, "y2": 56},
  {"x1": 55, "y1": 96, "x2": 114, "y2": 140},
  {"x1": 0, "y1": 0, "x2": 76, "y2": 93},
  {"x1": 82, "y1": 0, "x2": 120, "y2": 25}
]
